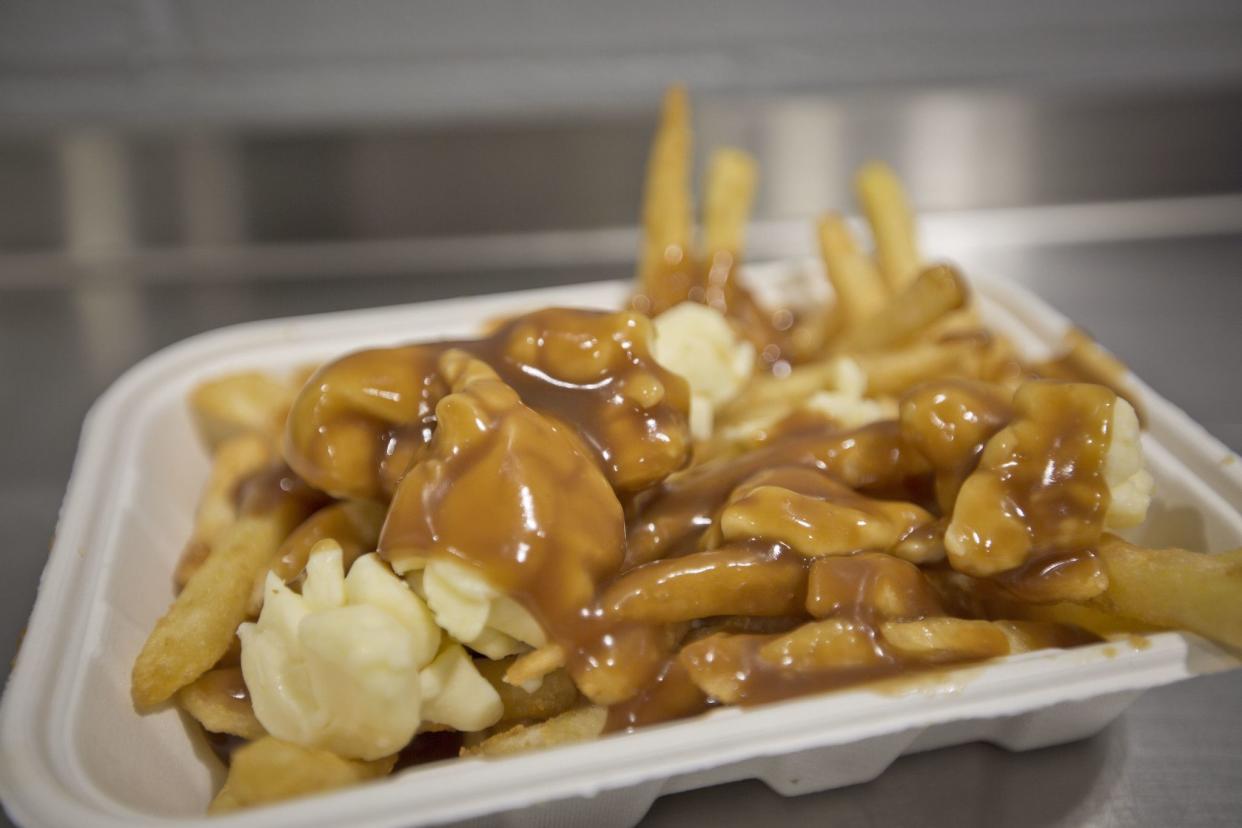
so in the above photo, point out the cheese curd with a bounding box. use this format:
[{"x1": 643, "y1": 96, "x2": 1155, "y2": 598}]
[
  {"x1": 653, "y1": 302, "x2": 756, "y2": 439},
  {"x1": 801, "y1": 357, "x2": 896, "y2": 430},
  {"x1": 407, "y1": 558, "x2": 547, "y2": 660},
  {"x1": 1103, "y1": 397, "x2": 1154, "y2": 529},
  {"x1": 239, "y1": 541, "x2": 502, "y2": 760}
]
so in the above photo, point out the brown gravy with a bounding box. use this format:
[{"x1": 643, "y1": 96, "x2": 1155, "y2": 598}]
[{"x1": 273, "y1": 312, "x2": 1120, "y2": 728}]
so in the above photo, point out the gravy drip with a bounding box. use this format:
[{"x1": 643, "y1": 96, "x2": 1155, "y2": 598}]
[
  {"x1": 285, "y1": 308, "x2": 692, "y2": 501},
  {"x1": 284, "y1": 311, "x2": 1115, "y2": 724},
  {"x1": 945, "y1": 381, "x2": 1115, "y2": 594}
]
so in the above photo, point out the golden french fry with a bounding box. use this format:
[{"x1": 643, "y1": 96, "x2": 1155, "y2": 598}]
[
  {"x1": 189, "y1": 371, "x2": 296, "y2": 451},
  {"x1": 806, "y1": 553, "x2": 942, "y2": 620},
  {"x1": 208, "y1": 737, "x2": 395, "y2": 814},
  {"x1": 177, "y1": 666, "x2": 265, "y2": 740},
  {"x1": 601, "y1": 546, "x2": 808, "y2": 623},
  {"x1": 839, "y1": 264, "x2": 969, "y2": 353},
  {"x1": 503, "y1": 644, "x2": 566, "y2": 688},
  {"x1": 133, "y1": 507, "x2": 304, "y2": 708},
  {"x1": 175, "y1": 433, "x2": 277, "y2": 590},
  {"x1": 635, "y1": 85, "x2": 695, "y2": 314},
  {"x1": 855, "y1": 339, "x2": 987, "y2": 397},
  {"x1": 1090, "y1": 536, "x2": 1242, "y2": 649},
  {"x1": 879, "y1": 618, "x2": 1010, "y2": 663},
  {"x1": 719, "y1": 478, "x2": 931, "y2": 559},
  {"x1": 461, "y1": 706, "x2": 607, "y2": 758},
  {"x1": 476, "y1": 658, "x2": 581, "y2": 724},
  {"x1": 1035, "y1": 327, "x2": 1145, "y2": 423},
  {"x1": 991, "y1": 620, "x2": 1099, "y2": 653},
  {"x1": 854, "y1": 161, "x2": 920, "y2": 291},
  {"x1": 817, "y1": 212, "x2": 890, "y2": 333},
  {"x1": 679, "y1": 622, "x2": 882, "y2": 704},
  {"x1": 923, "y1": 568, "x2": 1152, "y2": 639},
  {"x1": 247, "y1": 499, "x2": 386, "y2": 616},
  {"x1": 717, "y1": 359, "x2": 845, "y2": 427},
  {"x1": 759, "y1": 620, "x2": 885, "y2": 671},
  {"x1": 702, "y1": 148, "x2": 757, "y2": 261},
  {"x1": 915, "y1": 307, "x2": 984, "y2": 343}
]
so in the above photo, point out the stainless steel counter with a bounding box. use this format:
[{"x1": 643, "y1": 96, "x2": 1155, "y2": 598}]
[{"x1": 2, "y1": 89, "x2": 1242, "y2": 826}]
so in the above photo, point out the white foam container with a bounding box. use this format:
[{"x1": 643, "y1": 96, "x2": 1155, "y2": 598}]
[{"x1": 2, "y1": 262, "x2": 1241, "y2": 828}]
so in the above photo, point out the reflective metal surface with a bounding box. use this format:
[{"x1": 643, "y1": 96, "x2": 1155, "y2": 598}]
[
  {"x1": 4, "y1": 87, "x2": 1242, "y2": 284},
  {"x1": 2, "y1": 88, "x2": 1242, "y2": 827}
]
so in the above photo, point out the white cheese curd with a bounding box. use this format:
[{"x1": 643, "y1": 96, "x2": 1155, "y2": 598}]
[
  {"x1": 652, "y1": 302, "x2": 756, "y2": 440},
  {"x1": 418, "y1": 558, "x2": 546, "y2": 659},
  {"x1": 240, "y1": 541, "x2": 504, "y2": 760},
  {"x1": 801, "y1": 357, "x2": 896, "y2": 429},
  {"x1": 419, "y1": 642, "x2": 504, "y2": 732},
  {"x1": 1103, "y1": 397, "x2": 1154, "y2": 529}
]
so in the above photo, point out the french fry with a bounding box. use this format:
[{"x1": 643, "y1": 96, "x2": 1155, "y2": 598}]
[
  {"x1": 855, "y1": 161, "x2": 920, "y2": 291},
  {"x1": 189, "y1": 371, "x2": 296, "y2": 451},
  {"x1": 476, "y1": 658, "x2": 581, "y2": 724},
  {"x1": 247, "y1": 499, "x2": 386, "y2": 616},
  {"x1": 855, "y1": 339, "x2": 986, "y2": 397},
  {"x1": 601, "y1": 546, "x2": 808, "y2": 623},
  {"x1": 133, "y1": 505, "x2": 305, "y2": 708},
  {"x1": 1090, "y1": 536, "x2": 1242, "y2": 649},
  {"x1": 461, "y1": 706, "x2": 607, "y2": 758},
  {"x1": 991, "y1": 620, "x2": 1100, "y2": 653},
  {"x1": 806, "y1": 553, "x2": 942, "y2": 620},
  {"x1": 839, "y1": 264, "x2": 969, "y2": 353},
  {"x1": 879, "y1": 618, "x2": 1010, "y2": 663},
  {"x1": 177, "y1": 667, "x2": 265, "y2": 740},
  {"x1": 759, "y1": 620, "x2": 886, "y2": 671},
  {"x1": 719, "y1": 482, "x2": 931, "y2": 559},
  {"x1": 503, "y1": 644, "x2": 566, "y2": 688},
  {"x1": 635, "y1": 86, "x2": 694, "y2": 314},
  {"x1": 702, "y1": 148, "x2": 757, "y2": 262},
  {"x1": 716, "y1": 358, "x2": 847, "y2": 427},
  {"x1": 209, "y1": 737, "x2": 395, "y2": 814},
  {"x1": 1035, "y1": 327, "x2": 1145, "y2": 423},
  {"x1": 175, "y1": 433, "x2": 276, "y2": 590},
  {"x1": 817, "y1": 212, "x2": 889, "y2": 333},
  {"x1": 679, "y1": 623, "x2": 882, "y2": 704}
]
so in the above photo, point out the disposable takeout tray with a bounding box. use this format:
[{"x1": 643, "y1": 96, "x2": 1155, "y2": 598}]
[{"x1": 2, "y1": 261, "x2": 1241, "y2": 828}]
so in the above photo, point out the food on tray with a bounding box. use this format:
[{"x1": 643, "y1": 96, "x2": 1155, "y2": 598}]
[{"x1": 130, "y1": 86, "x2": 1242, "y2": 813}]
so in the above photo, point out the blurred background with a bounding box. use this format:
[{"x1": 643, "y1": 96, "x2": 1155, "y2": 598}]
[{"x1": 3, "y1": 2, "x2": 1242, "y2": 826}]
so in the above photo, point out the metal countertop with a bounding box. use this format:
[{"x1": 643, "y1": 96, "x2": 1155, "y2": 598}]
[
  {"x1": 3, "y1": 229, "x2": 1241, "y2": 828},
  {"x1": 2, "y1": 89, "x2": 1242, "y2": 827}
]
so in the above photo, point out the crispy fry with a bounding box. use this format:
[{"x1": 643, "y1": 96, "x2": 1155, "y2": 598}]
[
  {"x1": 476, "y1": 658, "x2": 581, "y2": 724},
  {"x1": 817, "y1": 212, "x2": 889, "y2": 333},
  {"x1": 209, "y1": 737, "x2": 395, "y2": 814},
  {"x1": 247, "y1": 499, "x2": 386, "y2": 616},
  {"x1": 1090, "y1": 536, "x2": 1242, "y2": 649},
  {"x1": 189, "y1": 371, "x2": 296, "y2": 451},
  {"x1": 601, "y1": 546, "x2": 808, "y2": 623},
  {"x1": 839, "y1": 264, "x2": 969, "y2": 353},
  {"x1": 503, "y1": 643, "x2": 567, "y2": 688},
  {"x1": 175, "y1": 433, "x2": 276, "y2": 590},
  {"x1": 716, "y1": 358, "x2": 848, "y2": 428},
  {"x1": 703, "y1": 148, "x2": 757, "y2": 261},
  {"x1": 855, "y1": 339, "x2": 987, "y2": 397},
  {"x1": 177, "y1": 667, "x2": 265, "y2": 740},
  {"x1": 760, "y1": 620, "x2": 886, "y2": 671},
  {"x1": 879, "y1": 618, "x2": 1010, "y2": 663},
  {"x1": 1035, "y1": 327, "x2": 1145, "y2": 423},
  {"x1": 924, "y1": 567, "x2": 1154, "y2": 639},
  {"x1": 635, "y1": 86, "x2": 695, "y2": 314},
  {"x1": 991, "y1": 620, "x2": 1100, "y2": 653},
  {"x1": 133, "y1": 507, "x2": 304, "y2": 708},
  {"x1": 461, "y1": 706, "x2": 607, "y2": 758},
  {"x1": 807, "y1": 553, "x2": 942, "y2": 620},
  {"x1": 855, "y1": 161, "x2": 920, "y2": 291}
]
